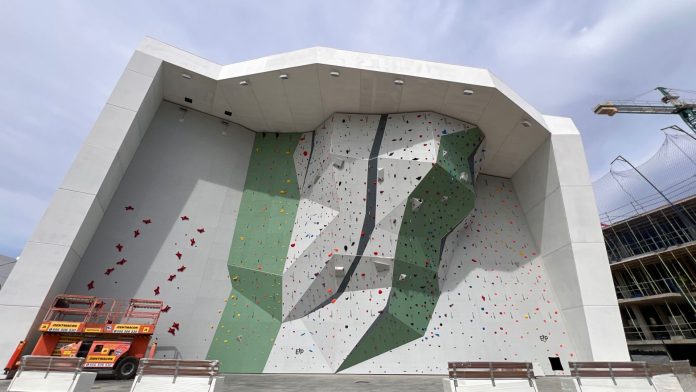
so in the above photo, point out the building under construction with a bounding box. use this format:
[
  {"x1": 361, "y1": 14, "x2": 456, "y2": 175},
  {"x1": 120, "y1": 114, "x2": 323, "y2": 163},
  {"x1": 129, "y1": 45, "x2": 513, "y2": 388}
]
[{"x1": 595, "y1": 127, "x2": 696, "y2": 364}]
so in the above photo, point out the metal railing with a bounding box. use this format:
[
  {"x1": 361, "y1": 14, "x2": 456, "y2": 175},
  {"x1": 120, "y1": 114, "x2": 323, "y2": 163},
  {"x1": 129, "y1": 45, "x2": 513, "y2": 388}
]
[
  {"x1": 604, "y1": 224, "x2": 695, "y2": 263},
  {"x1": 624, "y1": 321, "x2": 696, "y2": 341},
  {"x1": 615, "y1": 277, "x2": 696, "y2": 299}
]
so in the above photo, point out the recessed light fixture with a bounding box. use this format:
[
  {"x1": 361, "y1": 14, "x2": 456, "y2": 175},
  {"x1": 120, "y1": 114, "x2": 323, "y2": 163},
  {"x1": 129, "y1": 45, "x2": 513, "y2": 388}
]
[
  {"x1": 239, "y1": 80, "x2": 249, "y2": 86},
  {"x1": 394, "y1": 79, "x2": 404, "y2": 85},
  {"x1": 184, "y1": 97, "x2": 193, "y2": 103},
  {"x1": 463, "y1": 89, "x2": 474, "y2": 96},
  {"x1": 224, "y1": 110, "x2": 232, "y2": 116},
  {"x1": 521, "y1": 120, "x2": 531, "y2": 128},
  {"x1": 181, "y1": 73, "x2": 192, "y2": 79},
  {"x1": 279, "y1": 74, "x2": 289, "y2": 80},
  {"x1": 330, "y1": 70, "x2": 340, "y2": 77}
]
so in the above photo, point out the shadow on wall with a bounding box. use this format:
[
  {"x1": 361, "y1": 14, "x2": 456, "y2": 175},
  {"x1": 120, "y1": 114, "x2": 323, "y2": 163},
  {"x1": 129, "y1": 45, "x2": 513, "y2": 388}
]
[{"x1": 63, "y1": 101, "x2": 254, "y2": 357}]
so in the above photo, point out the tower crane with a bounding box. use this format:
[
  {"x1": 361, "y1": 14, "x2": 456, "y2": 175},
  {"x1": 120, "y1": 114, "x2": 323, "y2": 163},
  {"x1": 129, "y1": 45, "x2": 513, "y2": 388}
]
[{"x1": 594, "y1": 87, "x2": 696, "y2": 133}]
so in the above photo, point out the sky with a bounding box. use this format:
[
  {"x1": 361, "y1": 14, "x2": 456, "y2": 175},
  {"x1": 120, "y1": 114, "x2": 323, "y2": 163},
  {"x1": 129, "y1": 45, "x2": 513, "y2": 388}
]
[{"x1": 1, "y1": 0, "x2": 695, "y2": 257}]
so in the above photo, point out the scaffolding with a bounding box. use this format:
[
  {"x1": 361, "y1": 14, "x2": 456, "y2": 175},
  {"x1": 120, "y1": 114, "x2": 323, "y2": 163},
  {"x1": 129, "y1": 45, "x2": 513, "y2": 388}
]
[{"x1": 594, "y1": 129, "x2": 696, "y2": 359}]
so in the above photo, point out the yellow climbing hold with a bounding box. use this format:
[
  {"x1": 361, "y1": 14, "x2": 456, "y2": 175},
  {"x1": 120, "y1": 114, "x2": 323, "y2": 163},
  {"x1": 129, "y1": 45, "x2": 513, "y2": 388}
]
[
  {"x1": 286, "y1": 179, "x2": 292, "y2": 184},
  {"x1": 279, "y1": 190, "x2": 287, "y2": 195},
  {"x1": 240, "y1": 236, "x2": 245, "y2": 241},
  {"x1": 280, "y1": 208, "x2": 285, "y2": 213}
]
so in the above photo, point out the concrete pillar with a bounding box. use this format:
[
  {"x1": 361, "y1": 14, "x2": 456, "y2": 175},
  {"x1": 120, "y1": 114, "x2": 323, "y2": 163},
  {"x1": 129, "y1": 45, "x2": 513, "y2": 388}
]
[{"x1": 629, "y1": 305, "x2": 654, "y2": 340}]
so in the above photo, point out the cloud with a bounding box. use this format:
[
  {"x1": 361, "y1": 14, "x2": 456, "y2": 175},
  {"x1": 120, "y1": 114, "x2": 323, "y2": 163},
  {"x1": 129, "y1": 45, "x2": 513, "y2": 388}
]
[{"x1": 1, "y1": 0, "x2": 695, "y2": 256}]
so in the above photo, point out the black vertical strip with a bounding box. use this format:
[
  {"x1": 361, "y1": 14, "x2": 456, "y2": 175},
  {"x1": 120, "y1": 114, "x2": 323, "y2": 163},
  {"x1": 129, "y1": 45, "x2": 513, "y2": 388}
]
[
  {"x1": 308, "y1": 114, "x2": 388, "y2": 312},
  {"x1": 301, "y1": 130, "x2": 316, "y2": 190}
]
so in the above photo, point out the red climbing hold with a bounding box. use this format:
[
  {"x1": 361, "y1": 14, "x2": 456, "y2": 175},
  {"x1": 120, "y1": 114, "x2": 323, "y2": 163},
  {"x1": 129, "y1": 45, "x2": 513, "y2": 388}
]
[
  {"x1": 168, "y1": 327, "x2": 176, "y2": 336},
  {"x1": 116, "y1": 258, "x2": 127, "y2": 266},
  {"x1": 161, "y1": 305, "x2": 171, "y2": 313},
  {"x1": 168, "y1": 274, "x2": 176, "y2": 282},
  {"x1": 133, "y1": 229, "x2": 140, "y2": 238},
  {"x1": 172, "y1": 322, "x2": 180, "y2": 330},
  {"x1": 331, "y1": 299, "x2": 337, "y2": 304},
  {"x1": 378, "y1": 289, "x2": 383, "y2": 294},
  {"x1": 87, "y1": 280, "x2": 95, "y2": 290},
  {"x1": 142, "y1": 218, "x2": 152, "y2": 224},
  {"x1": 115, "y1": 243, "x2": 124, "y2": 252},
  {"x1": 125, "y1": 205, "x2": 134, "y2": 211},
  {"x1": 290, "y1": 243, "x2": 296, "y2": 247},
  {"x1": 190, "y1": 238, "x2": 196, "y2": 246},
  {"x1": 177, "y1": 265, "x2": 186, "y2": 272},
  {"x1": 481, "y1": 296, "x2": 486, "y2": 301},
  {"x1": 180, "y1": 215, "x2": 189, "y2": 221},
  {"x1": 104, "y1": 267, "x2": 115, "y2": 276},
  {"x1": 175, "y1": 251, "x2": 182, "y2": 260},
  {"x1": 154, "y1": 286, "x2": 160, "y2": 295},
  {"x1": 303, "y1": 151, "x2": 308, "y2": 156},
  {"x1": 197, "y1": 228, "x2": 205, "y2": 233}
]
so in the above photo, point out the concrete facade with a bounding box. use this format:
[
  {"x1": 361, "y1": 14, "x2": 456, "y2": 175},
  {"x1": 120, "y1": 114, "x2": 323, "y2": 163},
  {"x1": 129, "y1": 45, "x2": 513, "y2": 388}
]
[{"x1": 0, "y1": 39, "x2": 628, "y2": 375}]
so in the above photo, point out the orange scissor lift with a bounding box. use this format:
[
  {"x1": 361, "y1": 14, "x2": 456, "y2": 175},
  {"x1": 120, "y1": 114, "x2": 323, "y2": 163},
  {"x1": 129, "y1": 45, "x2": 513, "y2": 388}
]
[{"x1": 4, "y1": 295, "x2": 162, "y2": 379}]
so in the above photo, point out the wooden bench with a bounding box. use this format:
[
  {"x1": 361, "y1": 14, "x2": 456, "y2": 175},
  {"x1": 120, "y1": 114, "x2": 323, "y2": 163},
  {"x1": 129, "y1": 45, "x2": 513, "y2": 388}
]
[
  {"x1": 130, "y1": 359, "x2": 222, "y2": 392},
  {"x1": 448, "y1": 362, "x2": 535, "y2": 387},
  {"x1": 568, "y1": 361, "x2": 652, "y2": 386},
  {"x1": 8, "y1": 356, "x2": 96, "y2": 392}
]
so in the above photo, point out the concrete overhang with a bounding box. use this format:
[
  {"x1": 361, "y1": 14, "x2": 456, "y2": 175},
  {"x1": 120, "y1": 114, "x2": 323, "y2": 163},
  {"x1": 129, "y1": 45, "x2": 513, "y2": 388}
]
[{"x1": 137, "y1": 37, "x2": 576, "y2": 178}]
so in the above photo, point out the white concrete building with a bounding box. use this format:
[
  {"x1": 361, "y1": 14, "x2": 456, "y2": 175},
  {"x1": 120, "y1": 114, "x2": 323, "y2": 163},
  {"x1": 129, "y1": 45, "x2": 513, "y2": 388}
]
[{"x1": 0, "y1": 38, "x2": 628, "y2": 374}]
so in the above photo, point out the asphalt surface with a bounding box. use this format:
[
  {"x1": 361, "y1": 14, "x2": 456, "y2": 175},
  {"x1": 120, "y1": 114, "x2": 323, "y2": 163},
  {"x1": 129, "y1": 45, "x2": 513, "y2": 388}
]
[{"x1": 0, "y1": 373, "x2": 446, "y2": 391}]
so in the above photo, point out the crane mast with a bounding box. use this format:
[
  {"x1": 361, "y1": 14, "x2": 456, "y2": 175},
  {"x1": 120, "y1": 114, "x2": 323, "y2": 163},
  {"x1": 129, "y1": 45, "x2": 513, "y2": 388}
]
[{"x1": 594, "y1": 87, "x2": 696, "y2": 133}]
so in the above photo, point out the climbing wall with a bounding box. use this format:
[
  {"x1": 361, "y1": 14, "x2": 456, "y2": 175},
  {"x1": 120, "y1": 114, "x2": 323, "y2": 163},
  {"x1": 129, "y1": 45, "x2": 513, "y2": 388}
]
[
  {"x1": 63, "y1": 106, "x2": 575, "y2": 374},
  {"x1": 64, "y1": 102, "x2": 255, "y2": 359},
  {"x1": 260, "y1": 112, "x2": 575, "y2": 374},
  {"x1": 207, "y1": 132, "x2": 302, "y2": 372}
]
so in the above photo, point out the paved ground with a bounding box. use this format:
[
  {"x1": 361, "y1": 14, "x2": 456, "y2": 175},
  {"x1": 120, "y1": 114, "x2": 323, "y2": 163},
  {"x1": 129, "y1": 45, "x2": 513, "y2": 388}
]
[{"x1": 0, "y1": 373, "x2": 445, "y2": 391}]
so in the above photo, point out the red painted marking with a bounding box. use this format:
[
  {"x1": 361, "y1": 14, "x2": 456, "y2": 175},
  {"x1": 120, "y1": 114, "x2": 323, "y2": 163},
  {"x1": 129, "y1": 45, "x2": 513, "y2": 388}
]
[
  {"x1": 115, "y1": 243, "x2": 124, "y2": 252},
  {"x1": 87, "y1": 280, "x2": 94, "y2": 290},
  {"x1": 116, "y1": 258, "x2": 127, "y2": 266}
]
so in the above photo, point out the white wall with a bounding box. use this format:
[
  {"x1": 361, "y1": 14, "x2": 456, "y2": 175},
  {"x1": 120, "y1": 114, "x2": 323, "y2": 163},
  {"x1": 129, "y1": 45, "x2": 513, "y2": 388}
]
[
  {"x1": 64, "y1": 101, "x2": 254, "y2": 359},
  {"x1": 511, "y1": 115, "x2": 629, "y2": 361}
]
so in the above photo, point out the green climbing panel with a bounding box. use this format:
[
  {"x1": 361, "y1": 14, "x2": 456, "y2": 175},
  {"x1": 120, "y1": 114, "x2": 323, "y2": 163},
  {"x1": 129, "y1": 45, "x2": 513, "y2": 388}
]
[
  {"x1": 339, "y1": 127, "x2": 483, "y2": 371},
  {"x1": 207, "y1": 132, "x2": 301, "y2": 373}
]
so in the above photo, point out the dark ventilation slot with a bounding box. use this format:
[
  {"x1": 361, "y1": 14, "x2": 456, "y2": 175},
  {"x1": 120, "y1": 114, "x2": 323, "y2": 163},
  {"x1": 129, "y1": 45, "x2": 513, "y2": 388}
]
[
  {"x1": 184, "y1": 97, "x2": 193, "y2": 103},
  {"x1": 224, "y1": 110, "x2": 232, "y2": 116},
  {"x1": 549, "y1": 357, "x2": 564, "y2": 371}
]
